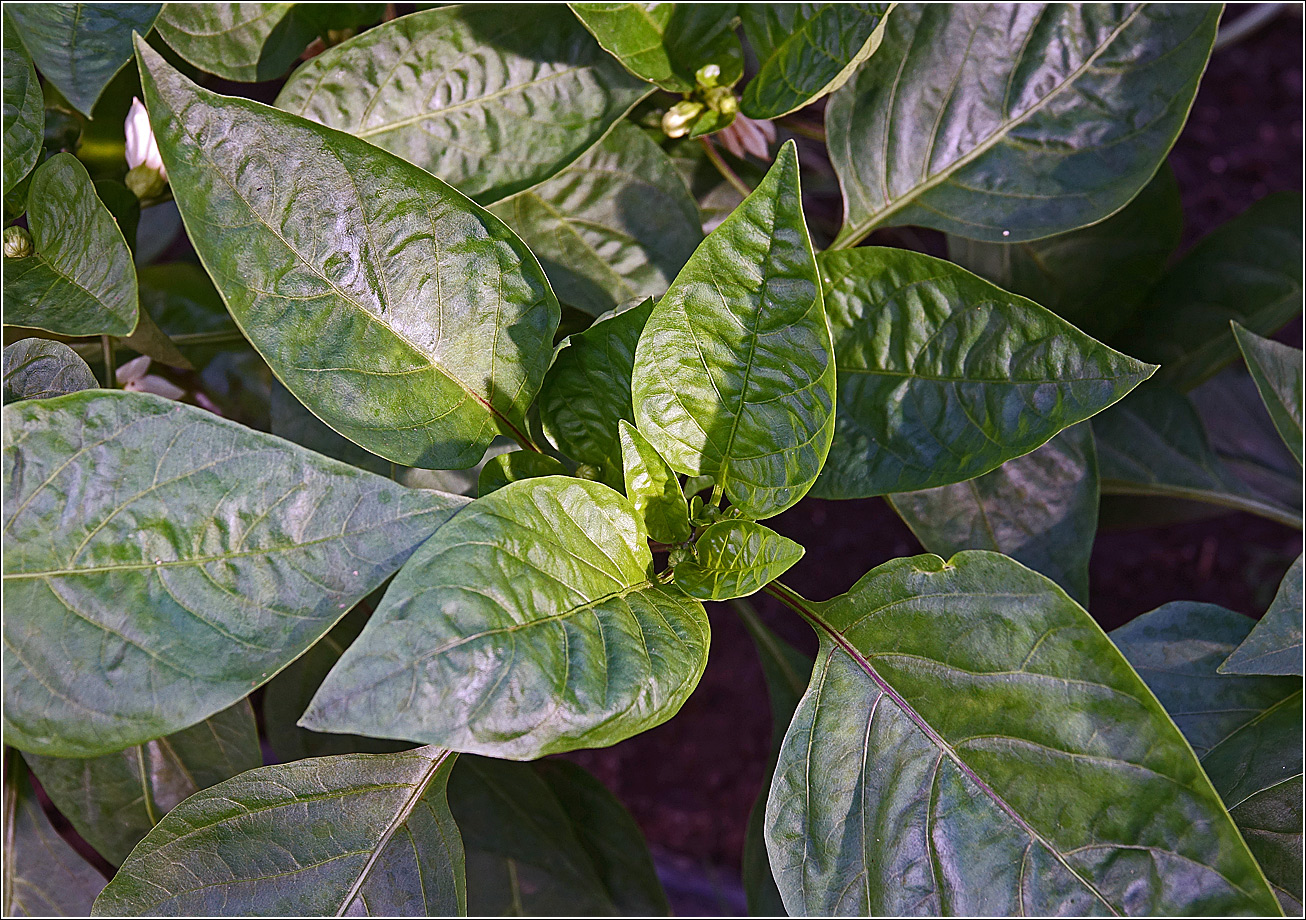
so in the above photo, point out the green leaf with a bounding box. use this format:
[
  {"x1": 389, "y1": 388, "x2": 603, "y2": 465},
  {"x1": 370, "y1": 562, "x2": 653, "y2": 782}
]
[
  {"x1": 2, "y1": 390, "x2": 468, "y2": 757},
  {"x1": 3, "y1": 755, "x2": 106, "y2": 917},
  {"x1": 1234, "y1": 323, "x2": 1303, "y2": 466},
  {"x1": 540, "y1": 298, "x2": 653, "y2": 489},
  {"x1": 2, "y1": 339, "x2": 98, "y2": 405},
  {"x1": 632, "y1": 142, "x2": 834, "y2": 520},
  {"x1": 570, "y1": 2, "x2": 743, "y2": 93},
  {"x1": 7, "y1": 3, "x2": 161, "y2": 115},
  {"x1": 1126, "y1": 193, "x2": 1304, "y2": 391},
  {"x1": 275, "y1": 5, "x2": 650, "y2": 204},
  {"x1": 304, "y1": 476, "x2": 709, "y2": 759},
  {"x1": 22, "y1": 701, "x2": 260, "y2": 866},
  {"x1": 619, "y1": 420, "x2": 691, "y2": 545},
  {"x1": 764, "y1": 553, "x2": 1280, "y2": 915},
  {"x1": 450, "y1": 755, "x2": 669, "y2": 915},
  {"x1": 827, "y1": 4, "x2": 1219, "y2": 246},
  {"x1": 673, "y1": 519, "x2": 803, "y2": 601},
  {"x1": 739, "y1": 3, "x2": 891, "y2": 120},
  {"x1": 2, "y1": 13, "x2": 43, "y2": 197},
  {"x1": 947, "y1": 164, "x2": 1183, "y2": 343},
  {"x1": 90, "y1": 746, "x2": 465, "y2": 916},
  {"x1": 490, "y1": 122, "x2": 702, "y2": 317},
  {"x1": 477, "y1": 449, "x2": 569, "y2": 497},
  {"x1": 887, "y1": 425, "x2": 1098, "y2": 604},
  {"x1": 1221, "y1": 555, "x2": 1304, "y2": 677},
  {"x1": 815, "y1": 247, "x2": 1154, "y2": 498},
  {"x1": 137, "y1": 40, "x2": 560, "y2": 470},
  {"x1": 154, "y1": 3, "x2": 317, "y2": 82},
  {"x1": 3, "y1": 153, "x2": 138, "y2": 337}
]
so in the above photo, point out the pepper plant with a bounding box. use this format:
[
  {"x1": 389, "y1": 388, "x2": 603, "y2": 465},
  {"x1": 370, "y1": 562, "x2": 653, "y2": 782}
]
[{"x1": 2, "y1": 3, "x2": 1302, "y2": 917}]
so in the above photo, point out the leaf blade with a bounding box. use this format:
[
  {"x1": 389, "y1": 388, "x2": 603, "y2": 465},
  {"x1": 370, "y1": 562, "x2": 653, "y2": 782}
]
[
  {"x1": 1234, "y1": 323, "x2": 1304, "y2": 466},
  {"x1": 673, "y1": 519, "x2": 803, "y2": 601},
  {"x1": 3, "y1": 339, "x2": 99, "y2": 405}
]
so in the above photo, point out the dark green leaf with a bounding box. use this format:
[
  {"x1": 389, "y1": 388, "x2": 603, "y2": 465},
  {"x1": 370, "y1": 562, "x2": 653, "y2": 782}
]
[
  {"x1": 490, "y1": 122, "x2": 702, "y2": 317},
  {"x1": 632, "y1": 142, "x2": 834, "y2": 520},
  {"x1": 673, "y1": 519, "x2": 803, "y2": 601},
  {"x1": 764, "y1": 553, "x2": 1279, "y2": 915},
  {"x1": 619, "y1": 420, "x2": 691, "y2": 545},
  {"x1": 276, "y1": 5, "x2": 650, "y2": 204},
  {"x1": 815, "y1": 247, "x2": 1153, "y2": 498},
  {"x1": 23, "y1": 701, "x2": 261, "y2": 866},
  {"x1": 827, "y1": 4, "x2": 1219, "y2": 245},
  {"x1": 2, "y1": 339, "x2": 98, "y2": 405},
  {"x1": 3, "y1": 390, "x2": 468, "y2": 757},
  {"x1": 1221, "y1": 555, "x2": 1304, "y2": 677},
  {"x1": 154, "y1": 3, "x2": 317, "y2": 82},
  {"x1": 290, "y1": 3, "x2": 386, "y2": 38},
  {"x1": 305, "y1": 476, "x2": 709, "y2": 759},
  {"x1": 3, "y1": 153, "x2": 138, "y2": 337},
  {"x1": 91, "y1": 746, "x2": 465, "y2": 916},
  {"x1": 7, "y1": 3, "x2": 161, "y2": 115},
  {"x1": 138, "y1": 40, "x2": 559, "y2": 469},
  {"x1": 2, "y1": 13, "x2": 43, "y2": 197},
  {"x1": 887, "y1": 425, "x2": 1098, "y2": 604},
  {"x1": 740, "y1": 3, "x2": 891, "y2": 119},
  {"x1": 1234, "y1": 323, "x2": 1303, "y2": 466},
  {"x1": 477, "y1": 449, "x2": 568, "y2": 497}
]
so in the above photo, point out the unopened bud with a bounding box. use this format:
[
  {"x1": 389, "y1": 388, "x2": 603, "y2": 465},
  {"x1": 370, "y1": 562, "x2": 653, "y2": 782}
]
[
  {"x1": 125, "y1": 164, "x2": 168, "y2": 200},
  {"x1": 705, "y1": 86, "x2": 737, "y2": 115},
  {"x1": 574, "y1": 463, "x2": 602, "y2": 481},
  {"x1": 4, "y1": 226, "x2": 32, "y2": 259},
  {"x1": 662, "y1": 100, "x2": 704, "y2": 138},
  {"x1": 695, "y1": 63, "x2": 721, "y2": 88}
]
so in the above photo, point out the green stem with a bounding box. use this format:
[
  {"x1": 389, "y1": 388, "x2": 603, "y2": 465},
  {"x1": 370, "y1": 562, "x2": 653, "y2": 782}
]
[
  {"x1": 700, "y1": 136, "x2": 753, "y2": 198},
  {"x1": 1100, "y1": 482, "x2": 1302, "y2": 530},
  {"x1": 780, "y1": 117, "x2": 826, "y2": 143},
  {"x1": 100, "y1": 335, "x2": 117, "y2": 387}
]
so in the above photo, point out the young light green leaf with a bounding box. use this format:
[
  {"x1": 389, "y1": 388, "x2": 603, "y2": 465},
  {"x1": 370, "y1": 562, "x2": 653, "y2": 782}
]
[
  {"x1": 450, "y1": 756, "x2": 669, "y2": 916},
  {"x1": 2, "y1": 14, "x2": 43, "y2": 197},
  {"x1": 1234, "y1": 323, "x2": 1303, "y2": 465},
  {"x1": 2, "y1": 339, "x2": 98, "y2": 405},
  {"x1": 1126, "y1": 193, "x2": 1304, "y2": 391},
  {"x1": 827, "y1": 4, "x2": 1219, "y2": 246},
  {"x1": 888, "y1": 425, "x2": 1098, "y2": 604},
  {"x1": 7, "y1": 3, "x2": 161, "y2": 115},
  {"x1": 815, "y1": 247, "x2": 1154, "y2": 498},
  {"x1": 673, "y1": 519, "x2": 803, "y2": 601},
  {"x1": 632, "y1": 141, "x2": 835, "y2": 520},
  {"x1": 137, "y1": 39, "x2": 559, "y2": 469},
  {"x1": 477, "y1": 449, "x2": 569, "y2": 497},
  {"x1": 490, "y1": 122, "x2": 702, "y2": 317},
  {"x1": 154, "y1": 3, "x2": 317, "y2": 82},
  {"x1": 91, "y1": 746, "x2": 465, "y2": 917},
  {"x1": 23, "y1": 701, "x2": 261, "y2": 867},
  {"x1": 276, "y1": 5, "x2": 650, "y2": 204},
  {"x1": 570, "y1": 2, "x2": 744, "y2": 93},
  {"x1": 3, "y1": 153, "x2": 138, "y2": 337},
  {"x1": 739, "y1": 3, "x2": 891, "y2": 120},
  {"x1": 3, "y1": 391, "x2": 468, "y2": 757},
  {"x1": 619, "y1": 420, "x2": 691, "y2": 545},
  {"x1": 304, "y1": 476, "x2": 710, "y2": 759},
  {"x1": 540, "y1": 297, "x2": 653, "y2": 488},
  {"x1": 764, "y1": 553, "x2": 1280, "y2": 916},
  {"x1": 1220, "y1": 555, "x2": 1304, "y2": 677}
]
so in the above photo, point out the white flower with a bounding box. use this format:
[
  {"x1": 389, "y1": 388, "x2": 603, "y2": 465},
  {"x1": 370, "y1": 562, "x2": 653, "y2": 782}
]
[
  {"x1": 117, "y1": 355, "x2": 186, "y2": 401},
  {"x1": 125, "y1": 98, "x2": 166, "y2": 178}
]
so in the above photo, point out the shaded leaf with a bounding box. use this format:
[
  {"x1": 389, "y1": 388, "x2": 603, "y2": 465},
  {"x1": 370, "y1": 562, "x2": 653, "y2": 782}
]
[
  {"x1": 138, "y1": 40, "x2": 559, "y2": 469},
  {"x1": 2, "y1": 13, "x2": 43, "y2": 197},
  {"x1": 2, "y1": 390, "x2": 468, "y2": 757},
  {"x1": 673, "y1": 519, "x2": 803, "y2": 601},
  {"x1": 619, "y1": 419, "x2": 691, "y2": 545},
  {"x1": 1221, "y1": 555, "x2": 1304, "y2": 677},
  {"x1": 1234, "y1": 323, "x2": 1303, "y2": 466},
  {"x1": 477, "y1": 449, "x2": 568, "y2": 497},
  {"x1": 570, "y1": 3, "x2": 743, "y2": 93},
  {"x1": 154, "y1": 3, "x2": 317, "y2": 82},
  {"x1": 815, "y1": 246, "x2": 1153, "y2": 498},
  {"x1": 2, "y1": 339, "x2": 98, "y2": 405}
]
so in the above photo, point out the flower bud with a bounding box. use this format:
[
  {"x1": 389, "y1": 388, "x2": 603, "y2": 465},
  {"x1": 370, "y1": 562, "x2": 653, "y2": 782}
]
[
  {"x1": 125, "y1": 164, "x2": 168, "y2": 200},
  {"x1": 705, "y1": 85, "x2": 737, "y2": 115},
  {"x1": 695, "y1": 63, "x2": 721, "y2": 89},
  {"x1": 4, "y1": 226, "x2": 33, "y2": 259},
  {"x1": 662, "y1": 100, "x2": 704, "y2": 139},
  {"x1": 574, "y1": 463, "x2": 602, "y2": 481},
  {"x1": 124, "y1": 98, "x2": 168, "y2": 199}
]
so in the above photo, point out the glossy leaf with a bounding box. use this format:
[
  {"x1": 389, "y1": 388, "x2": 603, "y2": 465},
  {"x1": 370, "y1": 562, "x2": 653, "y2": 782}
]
[
  {"x1": 304, "y1": 476, "x2": 710, "y2": 759},
  {"x1": 3, "y1": 756, "x2": 106, "y2": 917},
  {"x1": 477, "y1": 449, "x2": 569, "y2": 497},
  {"x1": 947, "y1": 165, "x2": 1183, "y2": 342},
  {"x1": 276, "y1": 5, "x2": 650, "y2": 204},
  {"x1": 619, "y1": 420, "x2": 691, "y2": 545},
  {"x1": 673, "y1": 519, "x2": 803, "y2": 601},
  {"x1": 740, "y1": 3, "x2": 891, "y2": 120},
  {"x1": 489, "y1": 123, "x2": 702, "y2": 317},
  {"x1": 2, "y1": 339, "x2": 98, "y2": 405},
  {"x1": 2, "y1": 390, "x2": 468, "y2": 757},
  {"x1": 3, "y1": 153, "x2": 138, "y2": 337},
  {"x1": 154, "y1": 3, "x2": 316, "y2": 82},
  {"x1": 138, "y1": 40, "x2": 559, "y2": 469},
  {"x1": 1221, "y1": 555, "x2": 1304, "y2": 677},
  {"x1": 1234, "y1": 323, "x2": 1303, "y2": 466},
  {"x1": 888, "y1": 425, "x2": 1098, "y2": 604},
  {"x1": 632, "y1": 142, "x2": 834, "y2": 520},
  {"x1": 91, "y1": 746, "x2": 465, "y2": 916},
  {"x1": 450, "y1": 755, "x2": 669, "y2": 915},
  {"x1": 764, "y1": 552, "x2": 1280, "y2": 916},
  {"x1": 570, "y1": 2, "x2": 744, "y2": 93},
  {"x1": 23, "y1": 701, "x2": 260, "y2": 866},
  {"x1": 827, "y1": 4, "x2": 1218, "y2": 246},
  {"x1": 2, "y1": 14, "x2": 43, "y2": 197},
  {"x1": 1127, "y1": 193, "x2": 1304, "y2": 391},
  {"x1": 815, "y1": 247, "x2": 1153, "y2": 498},
  {"x1": 7, "y1": 3, "x2": 161, "y2": 115}
]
